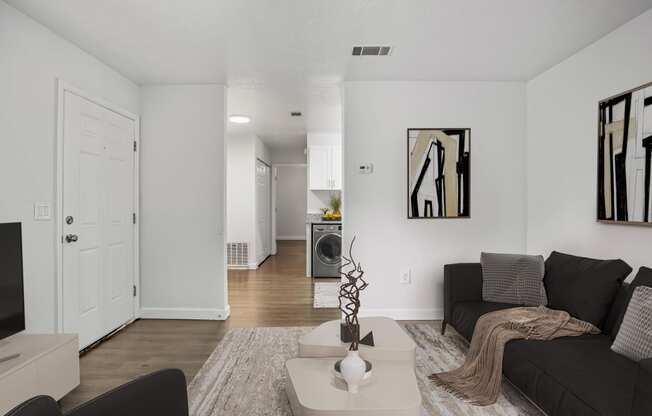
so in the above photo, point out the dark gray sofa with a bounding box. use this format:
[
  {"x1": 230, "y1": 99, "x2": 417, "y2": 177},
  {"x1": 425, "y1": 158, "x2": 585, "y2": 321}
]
[{"x1": 443, "y1": 256, "x2": 652, "y2": 416}]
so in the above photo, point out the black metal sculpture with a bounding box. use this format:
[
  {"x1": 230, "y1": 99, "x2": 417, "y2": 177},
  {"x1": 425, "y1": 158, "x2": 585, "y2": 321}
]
[{"x1": 338, "y1": 237, "x2": 371, "y2": 350}]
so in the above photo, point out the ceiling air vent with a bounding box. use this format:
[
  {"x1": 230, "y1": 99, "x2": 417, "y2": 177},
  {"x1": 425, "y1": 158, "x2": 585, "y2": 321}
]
[
  {"x1": 290, "y1": 111, "x2": 302, "y2": 117},
  {"x1": 352, "y1": 46, "x2": 392, "y2": 56}
]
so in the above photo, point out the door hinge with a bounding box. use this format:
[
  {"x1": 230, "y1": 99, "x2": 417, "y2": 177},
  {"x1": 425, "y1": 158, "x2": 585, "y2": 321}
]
[
  {"x1": 133, "y1": 141, "x2": 137, "y2": 152},
  {"x1": 132, "y1": 213, "x2": 136, "y2": 224},
  {"x1": 133, "y1": 285, "x2": 137, "y2": 297}
]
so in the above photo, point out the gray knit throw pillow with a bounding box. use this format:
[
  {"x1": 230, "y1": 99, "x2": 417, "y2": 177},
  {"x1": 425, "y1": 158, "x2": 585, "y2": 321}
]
[
  {"x1": 612, "y1": 286, "x2": 652, "y2": 361},
  {"x1": 481, "y1": 252, "x2": 547, "y2": 306}
]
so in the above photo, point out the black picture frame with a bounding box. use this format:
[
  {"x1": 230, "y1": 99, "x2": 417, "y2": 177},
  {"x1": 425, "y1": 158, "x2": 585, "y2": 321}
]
[
  {"x1": 596, "y1": 81, "x2": 652, "y2": 226},
  {"x1": 407, "y1": 128, "x2": 471, "y2": 219}
]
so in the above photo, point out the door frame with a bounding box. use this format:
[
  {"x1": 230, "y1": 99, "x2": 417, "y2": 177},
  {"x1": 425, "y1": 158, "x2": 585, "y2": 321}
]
[
  {"x1": 55, "y1": 80, "x2": 141, "y2": 333},
  {"x1": 271, "y1": 163, "x2": 308, "y2": 255},
  {"x1": 255, "y1": 158, "x2": 272, "y2": 263}
]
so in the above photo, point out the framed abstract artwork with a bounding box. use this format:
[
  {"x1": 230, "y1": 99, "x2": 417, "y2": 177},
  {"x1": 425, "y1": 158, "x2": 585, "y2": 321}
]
[
  {"x1": 407, "y1": 128, "x2": 470, "y2": 219},
  {"x1": 597, "y1": 82, "x2": 652, "y2": 225}
]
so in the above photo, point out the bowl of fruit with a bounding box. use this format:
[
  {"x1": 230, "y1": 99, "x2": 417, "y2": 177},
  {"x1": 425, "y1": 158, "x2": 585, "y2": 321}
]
[{"x1": 321, "y1": 211, "x2": 342, "y2": 221}]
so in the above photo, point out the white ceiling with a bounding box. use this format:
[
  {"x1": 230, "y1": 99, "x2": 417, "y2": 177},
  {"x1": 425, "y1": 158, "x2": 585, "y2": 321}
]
[
  {"x1": 227, "y1": 82, "x2": 341, "y2": 147},
  {"x1": 7, "y1": 0, "x2": 652, "y2": 146}
]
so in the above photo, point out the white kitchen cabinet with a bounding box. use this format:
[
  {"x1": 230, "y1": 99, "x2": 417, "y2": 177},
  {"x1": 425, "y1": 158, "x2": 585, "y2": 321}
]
[
  {"x1": 330, "y1": 145, "x2": 342, "y2": 189},
  {"x1": 308, "y1": 145, "x2": 331, "y2": 190},
  {"x1": 308, "y1": 145, "x2": 341, "y2": 190}
]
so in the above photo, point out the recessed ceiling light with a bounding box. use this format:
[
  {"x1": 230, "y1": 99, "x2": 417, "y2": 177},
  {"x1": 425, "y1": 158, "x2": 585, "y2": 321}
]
[{"x1": 229, "y1": 115, "x2": 251, "y2": 124}]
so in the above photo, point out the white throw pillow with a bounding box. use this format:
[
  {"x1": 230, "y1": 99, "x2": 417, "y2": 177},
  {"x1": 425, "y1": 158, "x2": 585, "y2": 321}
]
[{"x1": 612, "y1": 286, "x2": 652, "y2": 361}]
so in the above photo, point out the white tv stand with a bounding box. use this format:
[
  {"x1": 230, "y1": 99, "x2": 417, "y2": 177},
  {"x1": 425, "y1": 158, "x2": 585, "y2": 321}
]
[{"x1": 0, "y1": 334, "x2": 79, "y2": 414}]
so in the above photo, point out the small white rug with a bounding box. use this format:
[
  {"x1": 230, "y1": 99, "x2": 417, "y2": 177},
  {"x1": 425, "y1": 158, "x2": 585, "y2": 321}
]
[{"x1": 313, "y1": 282, "x2": 340, "y2": 308}]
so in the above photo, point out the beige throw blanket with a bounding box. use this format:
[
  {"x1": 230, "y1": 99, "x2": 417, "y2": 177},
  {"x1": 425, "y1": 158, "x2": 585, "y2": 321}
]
[{"x1": 430, "y1": 306, "x2": 599, "y2": 406}]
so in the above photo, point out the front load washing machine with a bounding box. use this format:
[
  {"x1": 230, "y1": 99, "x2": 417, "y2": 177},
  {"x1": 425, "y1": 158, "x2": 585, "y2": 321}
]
[{"x1": 312, "y1": 223, "x2": 342, "y2": 277}]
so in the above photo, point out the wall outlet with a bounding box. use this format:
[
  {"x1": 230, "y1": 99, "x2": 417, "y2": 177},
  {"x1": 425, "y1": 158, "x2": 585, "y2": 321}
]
[{"x1": 399, "y1": 268, "x2": 412, "y2": 284}]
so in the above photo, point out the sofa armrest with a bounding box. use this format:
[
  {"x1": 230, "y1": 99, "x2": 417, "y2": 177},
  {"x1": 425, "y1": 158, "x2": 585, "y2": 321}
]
[
  {"x1": 65, "y1": 369, "x2": 188, "y2": 416},
  {"x1": 633, "y1": 358, "x2": 652, "y2": 415},
  {"x1": 4, "y1": 396, "x2": 62, "y2": 416},
  {"x1": 443, "y1": 263, "x2": 483, "y2": 326}
]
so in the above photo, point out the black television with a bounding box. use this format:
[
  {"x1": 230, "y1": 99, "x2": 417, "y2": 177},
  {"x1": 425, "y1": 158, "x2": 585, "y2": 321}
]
[{"x1": 0, "y1": 222, "x2": 25, "y2": 341}]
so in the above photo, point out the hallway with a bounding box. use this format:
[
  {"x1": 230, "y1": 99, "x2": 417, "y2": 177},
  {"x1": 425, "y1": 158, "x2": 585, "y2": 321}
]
[{"x1": 228, "y1": 240, "x2": 340, "y2": 327}]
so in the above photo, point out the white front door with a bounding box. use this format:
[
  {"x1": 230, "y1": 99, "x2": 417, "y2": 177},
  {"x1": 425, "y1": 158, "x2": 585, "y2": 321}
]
[
  {"x1": 255, "y1": 159, "x2": 271, "y2": 264},
  {"x1": 62, "y1": 91, "x2": 135, "y2": 349}
]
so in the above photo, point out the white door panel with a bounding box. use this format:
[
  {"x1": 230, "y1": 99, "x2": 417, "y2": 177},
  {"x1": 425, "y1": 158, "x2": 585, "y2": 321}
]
[
  {"x1": 63, "y1": 93, "x2": 104, "y2": 346},
  {"x1": 255, "y1": 160, "x2": 271, "y2": 264},
  {"x1": 103, "y1": 110, "x2": 134, "y2": 330},
  {"x1": 62, "y1": 91, "x2": 134, "y2": 349}
]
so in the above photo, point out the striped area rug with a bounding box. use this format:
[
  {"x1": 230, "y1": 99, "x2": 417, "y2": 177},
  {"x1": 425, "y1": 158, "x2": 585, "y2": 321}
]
[{"x1": 187, "y1": 323, "x2": 543, "y2": 416}]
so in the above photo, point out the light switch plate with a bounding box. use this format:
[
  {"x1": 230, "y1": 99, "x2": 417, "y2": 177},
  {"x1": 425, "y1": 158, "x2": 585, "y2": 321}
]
[{"x1": 33, "y1": 202, "x2": 52, "y2": 221}]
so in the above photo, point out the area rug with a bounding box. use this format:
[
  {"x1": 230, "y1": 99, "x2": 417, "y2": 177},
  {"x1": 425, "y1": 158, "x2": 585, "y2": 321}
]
[
  {"x1": 312, "y1": 281, "x2": 340, "y2": 308},
  {"x1": 187, "y1": 323, "x2": 543, "y2": 416}
]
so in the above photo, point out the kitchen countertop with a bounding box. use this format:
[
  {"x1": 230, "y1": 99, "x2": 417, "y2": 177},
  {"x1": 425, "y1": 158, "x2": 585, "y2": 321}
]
[{"x1": 306, "y1": 213, "x2": 342, "y2": 225}]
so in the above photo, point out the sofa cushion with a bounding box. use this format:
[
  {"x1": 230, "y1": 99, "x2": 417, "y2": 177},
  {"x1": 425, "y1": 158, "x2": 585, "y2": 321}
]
[
  {"x1": 481, "y1": 252, "x2": 547, "y2": 306},
  {"x1": 544, "y1": 251, "x2": 632, "y2": 328},
  {"x1": 450, "y1": 301, "x2": 515, "y2": 341},
  {"x1": 504, "y1": 335, "x2": 638, "y2": 416},
  {"x1": 605, "y1": 267, "x2": 652, "y2": 340}
]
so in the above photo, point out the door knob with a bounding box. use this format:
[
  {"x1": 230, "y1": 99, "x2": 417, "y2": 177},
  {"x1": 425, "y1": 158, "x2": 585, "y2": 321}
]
[{"x1": 65, "y1": 234, "x2": 78, "y2": 243}]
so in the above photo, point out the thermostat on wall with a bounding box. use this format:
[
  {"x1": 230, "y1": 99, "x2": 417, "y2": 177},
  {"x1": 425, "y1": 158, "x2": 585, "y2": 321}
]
[{"x1": 358, "y1": 163, "x2": 374, "y2": 174}]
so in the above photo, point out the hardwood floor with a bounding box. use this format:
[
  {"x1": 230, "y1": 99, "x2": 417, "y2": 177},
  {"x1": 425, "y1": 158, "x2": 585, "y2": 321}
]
[
  {"x1": 60, "y1": 240, "x2": 340, "y2": 409},
  {"x1": 228, "y1": 240, "x2": 340, "y2": 327}
]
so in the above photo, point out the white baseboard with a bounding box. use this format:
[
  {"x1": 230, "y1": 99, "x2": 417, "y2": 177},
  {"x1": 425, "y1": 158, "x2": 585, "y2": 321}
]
[
  {"x1": 227, "y1": 264, "x2": 248, "y2": 270},
  {"x1": 358, "y1": 308, "x2": 443, "y2": 321},
  {"x1": 277, "y1": 236, "x2": 306, "y2": 240},
  {"x1": 140, "y1": 305, "x2": 230, "y2": 320}
]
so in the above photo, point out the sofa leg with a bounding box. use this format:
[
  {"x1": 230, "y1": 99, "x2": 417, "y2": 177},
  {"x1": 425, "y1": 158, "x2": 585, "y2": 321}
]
[{"x1": 441, "y1": 320, "x2": 447, "y2": 335}]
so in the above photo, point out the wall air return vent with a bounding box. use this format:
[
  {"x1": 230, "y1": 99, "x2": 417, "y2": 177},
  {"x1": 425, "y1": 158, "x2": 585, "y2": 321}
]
[
  {"x1": 352, "y1": 46, "x2": 392, "y2": 56},
  {"x1": 227, "y1": 242, "x2": 249, "y2": 269}
]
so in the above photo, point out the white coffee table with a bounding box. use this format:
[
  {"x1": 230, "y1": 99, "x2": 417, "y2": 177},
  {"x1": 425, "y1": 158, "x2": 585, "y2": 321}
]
[
  {"x1": 286, "y1": 358, "x2": 421, "y2": 416},
  {"x1": 298, "y1": 317, "x2": 416, "y2": 365}
]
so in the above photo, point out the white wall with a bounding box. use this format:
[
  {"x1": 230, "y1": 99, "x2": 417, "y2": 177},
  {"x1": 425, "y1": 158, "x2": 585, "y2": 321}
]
[
  {"x1": 255, "y1": 136, "x2": 271, "y2": 166},
  {"x1": 226, "y1": 136, "x2": 255, "y2": 247},
  {"x1": 270, "y1": 145, "x2": 308, "y2": 244},
  {"x1": 225, "y1": 134, "x2": 270, "y2": 268},
  {"x1": 526, "y1": 9, "x2": 652, "y2": 278},
  {"x1": 343, "y1": 82, "x2": 527, "y2": 319},
  {"x1": 271, "y1": 146, "x2": 307, "y2": 164},
  {"x1": 140, "y1": 85, "x2": 228, "y2": 319},
  {"x1": 308, "y1": 191, "x2": 340, "y2": 214},
  {"x1": 0, "y1": 2, "x2": 140, "y2": 333},
  {"x1": 276, "y1": 166, "x2": 308, "y2": 239}
]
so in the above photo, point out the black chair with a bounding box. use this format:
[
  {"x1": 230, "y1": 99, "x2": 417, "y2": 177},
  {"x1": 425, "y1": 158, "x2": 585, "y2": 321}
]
[{"x1": 4, "y1": 369, "x2": 188, "y2": 416}]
